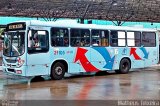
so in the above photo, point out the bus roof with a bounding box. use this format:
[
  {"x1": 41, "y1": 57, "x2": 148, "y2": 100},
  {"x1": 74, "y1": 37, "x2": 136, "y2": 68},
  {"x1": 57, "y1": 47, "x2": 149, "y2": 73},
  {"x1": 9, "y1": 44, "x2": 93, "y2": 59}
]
[{"x1": 14, "y1": 20, "x2": 157, "y2": 32}]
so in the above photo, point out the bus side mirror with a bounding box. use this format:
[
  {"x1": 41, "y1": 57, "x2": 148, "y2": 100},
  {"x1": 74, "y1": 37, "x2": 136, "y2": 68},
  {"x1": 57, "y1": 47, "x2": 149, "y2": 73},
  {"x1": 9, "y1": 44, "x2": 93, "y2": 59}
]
[{"x1": 28, "y1": 30, "x2": 32, "y2": 39}]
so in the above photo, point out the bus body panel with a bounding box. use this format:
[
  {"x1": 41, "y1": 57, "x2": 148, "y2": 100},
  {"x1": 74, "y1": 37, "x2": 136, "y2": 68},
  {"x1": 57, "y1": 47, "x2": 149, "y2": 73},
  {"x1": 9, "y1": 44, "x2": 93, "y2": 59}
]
[
  {"x1": 144, "y1": 47, "x2": 159, "y2": 67},
  {"x1": 26, "y1": 53, "x2": 50, "y2": 76},
  {"x1": 90, "y1": 47, "x2": 112, "y2": 71},
  {"x1": 2, "y1": 20, "x2": 159, "y2": 78},
  {"x1": 50, "y1": 46, "x2": 155, "y2": 73},
  {"x1": 51, "y1": 47, "x2": 91, "y2": 73}
]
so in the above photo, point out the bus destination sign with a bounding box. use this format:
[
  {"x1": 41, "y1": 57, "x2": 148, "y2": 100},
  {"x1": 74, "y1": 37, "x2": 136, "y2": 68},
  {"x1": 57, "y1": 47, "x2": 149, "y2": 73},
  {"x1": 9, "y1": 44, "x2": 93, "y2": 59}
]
[{"x1": 6, "y1": 22, "x2": 26, "y2": 31}]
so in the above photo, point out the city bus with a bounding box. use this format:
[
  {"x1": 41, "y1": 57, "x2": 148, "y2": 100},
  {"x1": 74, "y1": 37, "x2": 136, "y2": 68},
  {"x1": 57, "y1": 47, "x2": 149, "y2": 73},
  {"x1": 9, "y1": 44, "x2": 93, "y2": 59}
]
[{"x1": 2, "y1": 20, "x2": 159, "y2": 80}]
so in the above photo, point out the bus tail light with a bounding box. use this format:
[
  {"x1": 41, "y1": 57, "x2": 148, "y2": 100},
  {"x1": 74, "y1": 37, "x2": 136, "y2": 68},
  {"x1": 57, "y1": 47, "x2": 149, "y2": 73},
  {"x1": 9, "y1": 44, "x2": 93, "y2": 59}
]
[{"x1": 16, "y1": 70, "x2": 22, "y2": 74}]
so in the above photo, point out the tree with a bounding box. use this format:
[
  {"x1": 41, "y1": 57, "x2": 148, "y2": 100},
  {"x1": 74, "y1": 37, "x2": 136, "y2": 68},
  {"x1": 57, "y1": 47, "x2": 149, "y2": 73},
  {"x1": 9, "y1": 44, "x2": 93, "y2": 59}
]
[{"x1": 0, "y1": 28, "x2": 5, "y2": 40}]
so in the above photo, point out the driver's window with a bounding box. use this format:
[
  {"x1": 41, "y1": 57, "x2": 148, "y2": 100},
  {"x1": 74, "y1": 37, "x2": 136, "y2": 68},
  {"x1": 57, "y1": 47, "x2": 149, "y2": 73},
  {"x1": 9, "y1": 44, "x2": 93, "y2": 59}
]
[{"x1": 28, "y1": 30, "x2": 49, "y2": 53}]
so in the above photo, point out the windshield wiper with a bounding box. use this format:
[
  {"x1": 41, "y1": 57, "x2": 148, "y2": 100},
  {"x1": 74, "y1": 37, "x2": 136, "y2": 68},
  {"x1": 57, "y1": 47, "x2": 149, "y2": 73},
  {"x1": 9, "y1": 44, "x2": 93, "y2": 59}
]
[{"x1": 12, "y1": 45, "x2": 20, "y2": 55}]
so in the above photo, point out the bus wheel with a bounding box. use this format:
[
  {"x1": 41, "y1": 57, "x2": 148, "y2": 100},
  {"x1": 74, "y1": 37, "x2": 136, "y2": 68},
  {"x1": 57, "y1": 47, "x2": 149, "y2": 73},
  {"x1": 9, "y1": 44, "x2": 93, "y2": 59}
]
[
  {"x1": 51, "y1": 62, "x2": 65, "y2": 80},
  {"x1": 119, "y1": 58, "x2": 130, "y2": 74}
]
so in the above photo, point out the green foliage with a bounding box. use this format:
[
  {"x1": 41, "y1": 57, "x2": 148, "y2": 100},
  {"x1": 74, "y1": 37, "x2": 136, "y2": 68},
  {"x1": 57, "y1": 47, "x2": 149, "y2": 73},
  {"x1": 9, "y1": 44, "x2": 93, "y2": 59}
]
[
  {"x1": 0, "y1": 28, "x2": 5, "y2": 34},
  {"x1": 0, "y1": 28, "x2": 4, "y2": 35},
  {"x1": 0, "y1": 28, "x2": 5, "y2": 39}
]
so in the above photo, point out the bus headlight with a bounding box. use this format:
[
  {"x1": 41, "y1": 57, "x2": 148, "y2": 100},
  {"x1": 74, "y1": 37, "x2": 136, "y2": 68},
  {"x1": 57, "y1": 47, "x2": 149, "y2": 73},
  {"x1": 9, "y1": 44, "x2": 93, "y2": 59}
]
[{"x1": 17, "y1": 57, "x2": 25, "y2": 67}]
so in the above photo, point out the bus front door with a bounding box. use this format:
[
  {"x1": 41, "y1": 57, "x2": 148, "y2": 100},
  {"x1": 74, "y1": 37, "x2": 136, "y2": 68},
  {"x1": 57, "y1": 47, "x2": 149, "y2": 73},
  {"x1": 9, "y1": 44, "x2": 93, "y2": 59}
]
[{"x1": 26, "y1": 30, "x2": 50, "y2": 76}]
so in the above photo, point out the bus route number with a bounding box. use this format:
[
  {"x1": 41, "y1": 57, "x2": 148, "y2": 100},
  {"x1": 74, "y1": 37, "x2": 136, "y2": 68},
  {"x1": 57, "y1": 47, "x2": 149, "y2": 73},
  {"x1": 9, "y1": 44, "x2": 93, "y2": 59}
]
[{"x1": 54, "y1": 50, "x2": 65, "y2": 55}]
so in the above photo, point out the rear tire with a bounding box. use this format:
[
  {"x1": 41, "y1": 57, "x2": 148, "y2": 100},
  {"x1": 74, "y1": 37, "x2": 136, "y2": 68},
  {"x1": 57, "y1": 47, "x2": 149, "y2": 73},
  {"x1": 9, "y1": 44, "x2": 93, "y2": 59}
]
[
  {"x1": 119, "y1": 58, "x2": 131, "y2": 74},
  {"x1": 50, "y1": 62, "x2": 65, "y2": 80}
]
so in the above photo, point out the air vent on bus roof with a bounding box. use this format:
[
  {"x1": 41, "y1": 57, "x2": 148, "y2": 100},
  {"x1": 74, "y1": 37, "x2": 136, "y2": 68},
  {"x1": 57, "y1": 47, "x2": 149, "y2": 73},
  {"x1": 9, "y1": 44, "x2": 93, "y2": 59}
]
[{"x1": 127, "y1": 25, "x2": 144, "y2": 28}]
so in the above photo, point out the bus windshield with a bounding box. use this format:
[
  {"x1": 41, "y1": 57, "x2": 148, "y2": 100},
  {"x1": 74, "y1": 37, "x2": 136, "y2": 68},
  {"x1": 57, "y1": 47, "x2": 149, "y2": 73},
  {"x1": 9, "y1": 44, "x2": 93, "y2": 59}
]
[{"x1": 3, "y1": 31, "x2": 25, "y2": 57}]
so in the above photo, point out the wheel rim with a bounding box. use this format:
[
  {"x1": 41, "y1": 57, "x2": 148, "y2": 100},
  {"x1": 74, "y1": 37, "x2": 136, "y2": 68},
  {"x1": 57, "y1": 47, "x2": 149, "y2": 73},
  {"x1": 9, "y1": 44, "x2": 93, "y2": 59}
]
[
  {"x1": 55, "y1": 66, "x2": 63, "y2": 75},
  {"x1": 122, "y1": 62, "x2": 128, "y2": 71}
]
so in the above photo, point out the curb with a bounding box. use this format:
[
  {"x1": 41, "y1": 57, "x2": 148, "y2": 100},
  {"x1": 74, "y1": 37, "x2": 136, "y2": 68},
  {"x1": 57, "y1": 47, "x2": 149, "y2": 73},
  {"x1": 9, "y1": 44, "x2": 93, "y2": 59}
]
[{"x1": 151, "y1": 64, "x2": 160, "y2": 67}]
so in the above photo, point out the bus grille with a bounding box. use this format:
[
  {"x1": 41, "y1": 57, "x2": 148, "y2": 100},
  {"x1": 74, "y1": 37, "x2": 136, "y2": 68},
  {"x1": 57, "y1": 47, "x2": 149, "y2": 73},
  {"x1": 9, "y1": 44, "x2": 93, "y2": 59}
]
[
  {"x1": 5, "y1": 59, "x2": 16, "y2": 63},
  {"x1": 7, "y1": 68, "x2": 15, "y2": 73}
]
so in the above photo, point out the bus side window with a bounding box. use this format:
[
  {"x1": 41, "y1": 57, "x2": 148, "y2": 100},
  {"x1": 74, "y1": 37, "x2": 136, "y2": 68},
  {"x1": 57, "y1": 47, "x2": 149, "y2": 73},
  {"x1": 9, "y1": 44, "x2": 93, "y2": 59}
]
[
  {"x1": 70, "y1": 29, "x2": 80, "y2": 46},
  {"x1": 81, "y1": 30, "x2": 90, "y2": 46},
  {"x1": 28, "y1": 30, "x2": 49, "y2": 53},
  {"x1": 101, "y1": 30, "x2": 109, "y2": 46},
  {"x1": 110, "y1": 31, "x2": 126, "y2": 47},
  {"x1": 70, "y1": 29, "x2": 90, "y2": 47},
  {"x1": 51, "y1": 28, "x2": 69, "y2": 47},
  {"x1": 91, "y1": 30, "x2": 100, "y2": 46},
  {"x1": 91, "y1": 30, "x2": 109, "y2": 47},
  {"x1": 110, "y1": 31, "x2": 118, "y2": 46},
  {"x1": 28, "y1": 31, "x2": 40, "y2": 48},
  {"x1": 127, "y1": 31, "x2": 141, "y2": 47},
  {"x1": 142, "y1": 32, "x2": 156, "y2": 47},
  {"x1": 117, "y1": 31, "x2": 126, "y2": 46}
]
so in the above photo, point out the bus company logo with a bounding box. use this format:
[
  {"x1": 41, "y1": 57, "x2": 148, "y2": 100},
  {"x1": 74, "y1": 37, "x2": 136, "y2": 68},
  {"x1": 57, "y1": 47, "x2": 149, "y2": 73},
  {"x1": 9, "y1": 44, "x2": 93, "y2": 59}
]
[
  {"x1": 7, "y1": 64, "x2": 12, "y2": 67},
  {"x1": 54, "y1": 50, "x2": 73, "y2": 55},
  {"x1": 66, "y1": 50, "x2": 73, "y2": 54}
]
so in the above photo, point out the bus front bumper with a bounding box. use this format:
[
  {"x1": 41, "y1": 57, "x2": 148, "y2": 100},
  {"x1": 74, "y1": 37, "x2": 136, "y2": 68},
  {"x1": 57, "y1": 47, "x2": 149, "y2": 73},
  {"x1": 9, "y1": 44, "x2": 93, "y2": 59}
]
[{"x1": 2, "y1": 65, "x2": 26, "y2": 77}]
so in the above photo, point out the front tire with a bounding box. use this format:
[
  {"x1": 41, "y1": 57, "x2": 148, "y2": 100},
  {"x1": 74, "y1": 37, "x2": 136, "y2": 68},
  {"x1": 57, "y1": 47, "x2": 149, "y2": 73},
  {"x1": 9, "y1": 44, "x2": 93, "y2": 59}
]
[
  {"x1": 119, "y1": 58, "x2": 131, "y2": 74},
  {"x1": 51, "y1": 62, "x2": 65, "y2": 80}
]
